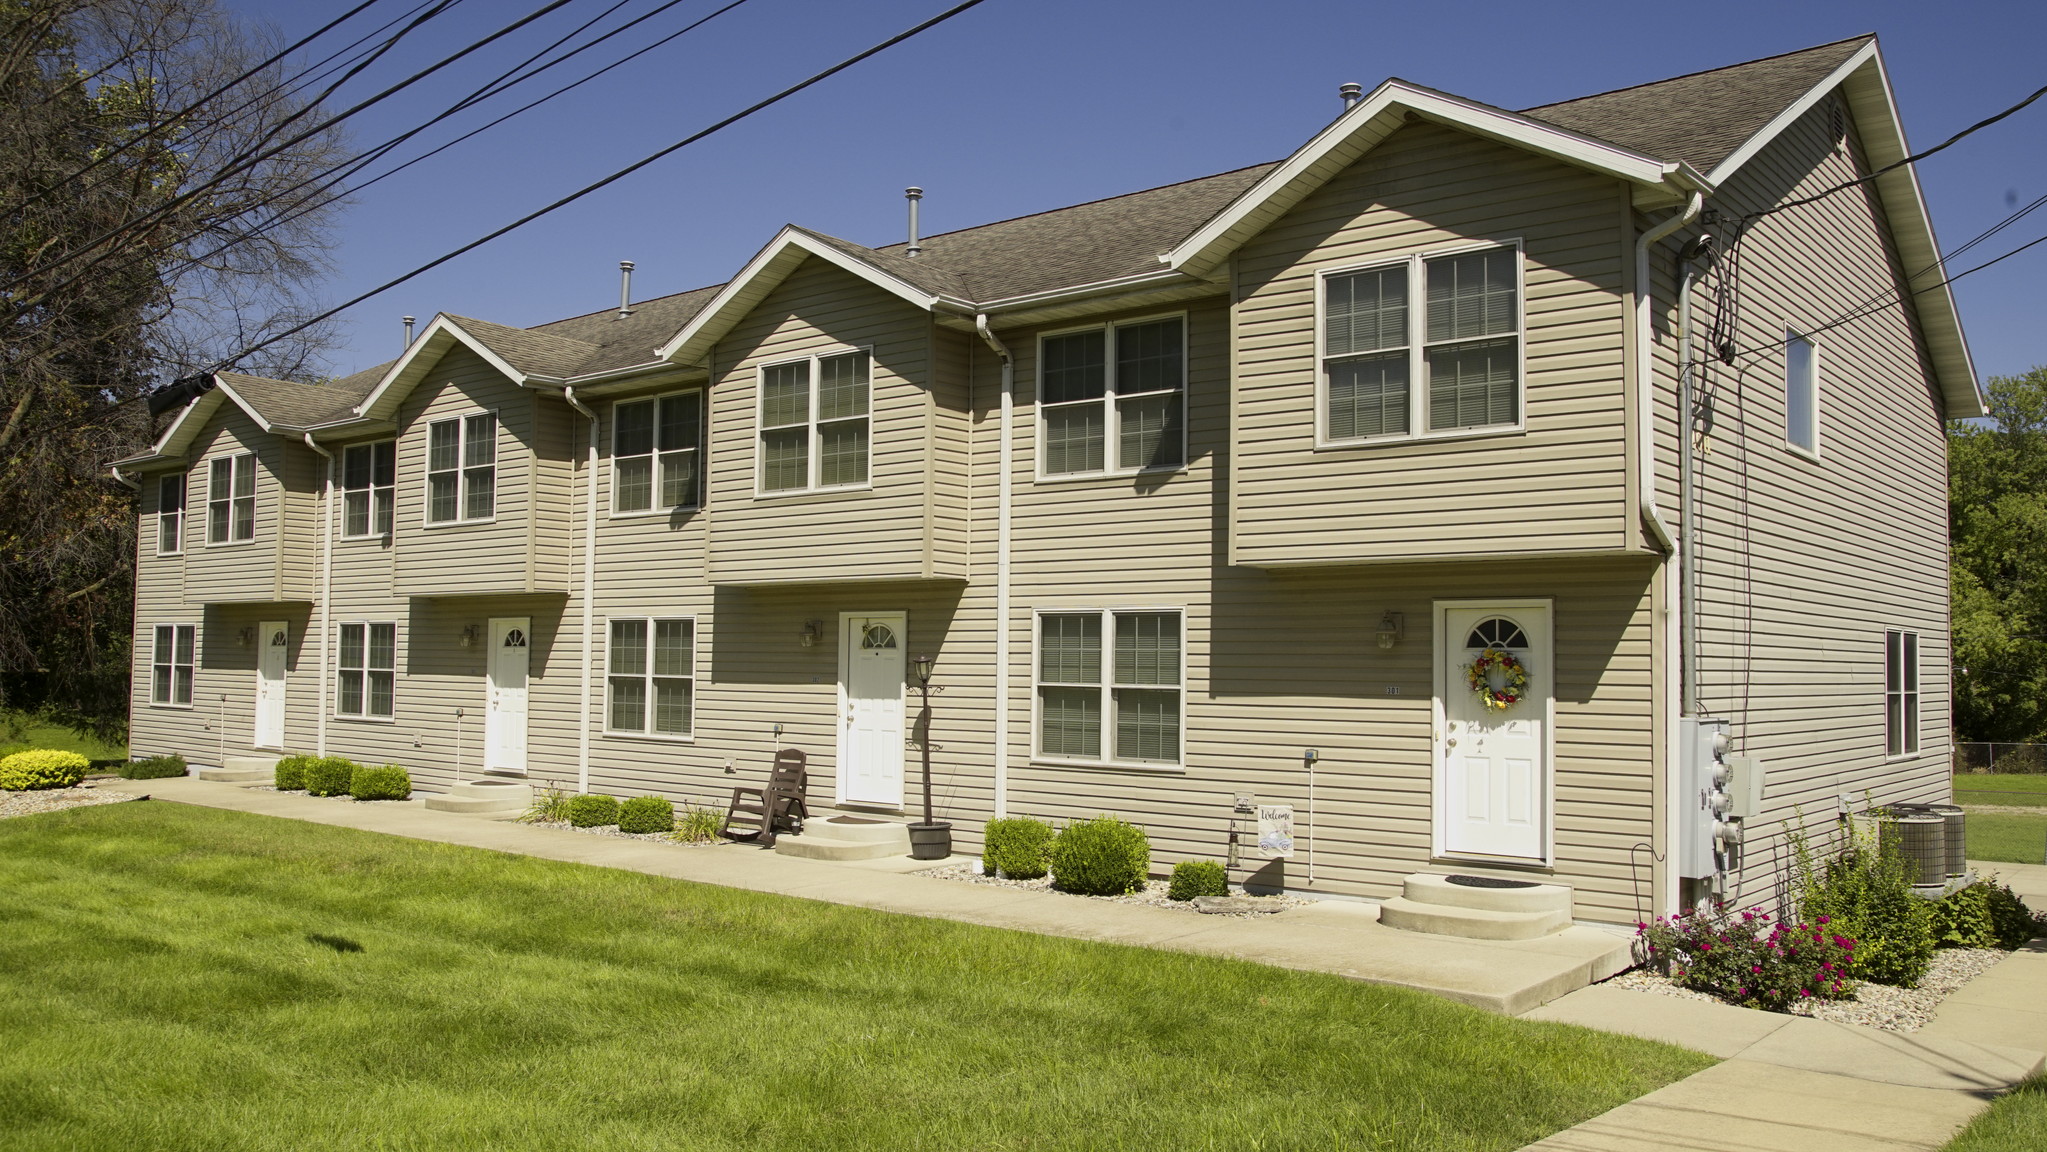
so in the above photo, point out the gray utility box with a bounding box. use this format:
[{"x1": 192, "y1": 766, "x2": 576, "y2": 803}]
[
  {"x1": 1724, "y1": 755, "x2": 1766, "y2": 820},
  {"x1": 1678, "y1": 717, "x2": 1732, "y2": 880}
]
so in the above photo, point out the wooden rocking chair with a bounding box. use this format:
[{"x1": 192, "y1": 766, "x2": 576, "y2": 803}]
[{"x1": 724, "y1": 749, "x2": 807, "y2": 845}]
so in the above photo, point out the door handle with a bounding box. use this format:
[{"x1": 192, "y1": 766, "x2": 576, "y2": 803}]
[{"x1": 1446, "y1": 737, "x2": 1457, "y2": 748}]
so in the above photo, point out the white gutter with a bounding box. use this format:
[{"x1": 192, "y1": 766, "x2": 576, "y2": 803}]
[
  {"x1": 1634, "y1": 191, "x2": 1701, "y2": 918},
  {"x1": 975, "y1": 314, "x2": 1013, "y2": 820},
  {"x1": 563, "y1": 386, "x2": 598, "y2": 795},
  {"x1": 302, "y1": 433, "x2": 335, "y2": 757}
]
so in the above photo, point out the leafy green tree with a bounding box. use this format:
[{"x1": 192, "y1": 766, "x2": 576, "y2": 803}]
[{"x1": 1949, "y1": 367, "x2": 2047, "y2": 741}]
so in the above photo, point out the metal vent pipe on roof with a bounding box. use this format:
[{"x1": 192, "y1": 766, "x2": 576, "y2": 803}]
[
  {"x1": 402, "y1": 315, "x2": 415, "y2": 347},
  {"x1": 905, "y1": 187, "x2": 923, "y2": 257},
  {"x1": 1340, "y1": 82, "x2": 1363, "y2": 109},
  {"x1": 618, "y1": 261, "x2": 635, "y2": 318}
]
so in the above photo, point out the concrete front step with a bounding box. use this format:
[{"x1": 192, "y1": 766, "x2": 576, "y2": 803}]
[
  {"x1": 423, "y1": 778, "x2": 531, "y2": 815},
  {"x1": 1378, "y1": 896, "x2": 1570, "y2": 941},
  {"x1": 1402, "y1": 872, "x2": 1574, "y2": 915},
  {"x1": 198, "y1": 754, "x2": 281, "y2": 783},
  {"x1": 775, "y1": 817, "x2": 913, "y2": 862},
  {"x1": 805, "y1": 814, "x2": 913, "y2": 843}
]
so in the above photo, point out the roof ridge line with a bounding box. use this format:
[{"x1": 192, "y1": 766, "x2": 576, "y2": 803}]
[{"x1": 1519, "y1": 33, "x2": 1874, "y2": 112}]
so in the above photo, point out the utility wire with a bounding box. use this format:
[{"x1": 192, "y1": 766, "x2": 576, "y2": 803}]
[{"x1": 216, "y1": 0, "x2": 991, "y2": 374}]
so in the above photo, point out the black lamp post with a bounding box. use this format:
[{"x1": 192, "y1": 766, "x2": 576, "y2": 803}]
[{"x1": 908, "y1": 653, "x2": 950, "y2": 859}]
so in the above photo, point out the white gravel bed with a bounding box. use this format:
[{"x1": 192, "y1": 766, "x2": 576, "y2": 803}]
[
  {"x1": 521, "y1": 817, "x2": 728, "y2": 846},
  {"x1": 0, "y1": 783, "x2": 141, "y2": 821},
  {"x1": 915, "y1": 862, "x2": 1308, "y2": 917},
  {"x1": 1604, "y1": 946, "x2": 2008, "y2": 1032}
]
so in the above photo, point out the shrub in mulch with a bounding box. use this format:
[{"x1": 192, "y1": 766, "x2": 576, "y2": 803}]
[
  {"x1": 1168, "y1": 859, "x2": 1229, "y2": 902},
  {"x1": 1049, "y1": 815, "x2": 1150, "y2": 897},
  {"x1": 348, "y1": 765, "x2": 412, "y2": 802},
  {"x1": 616, "y1": 795, "x2": 674, "y2": 834},
  {"x1": 565, "y1": 794, "x2": 620, "y2": 828},
  {"x1": 1639, "y1": 905, "x2": 1858, "y2": 1011}
]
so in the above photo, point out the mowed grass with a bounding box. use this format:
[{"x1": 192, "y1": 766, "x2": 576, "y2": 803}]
[
  {"x1": 0, "y1": 804, "x2": 1710, "y2": 1152},
  {"x1": 1945, "y1": 1075, "x2": 2047, "y2": 1151},
  {"x1": 1967, "y1": 811, "x2": 2047, "y2": 865},
  {"x1": 1954, "y1": 774, "x2": 2047, "y2": 807},
  {"x1": 0, "y1": 709, "x2": 125, "y2": 763}
]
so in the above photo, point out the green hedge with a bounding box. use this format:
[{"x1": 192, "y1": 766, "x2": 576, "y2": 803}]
[
  {"x1": 0, "y1": 749, "x2": 90, "y2": 791},
  {"x1": 617, "y1": 795, "x2": 674, "y2": 834},
  {"x1": 121, "y1": 754, "x2": 188, "y2": 780},
  {"x1": 1168, "y1": 859, "x2": 1229, "y2": 902},
  {"x1": 983, "y1": 817, "x2": 1056, "y2": 880},
  {"x1": 304, "y1": 757, "x2": 358, "y2": 798},
  {"x1": 1049, "y1": 815, "x2": 1150, "y2": 896},
  {"x1": 274, "y1": 754, "x2": 318, "y2": 790},
  {"x1": 348, "y1": 765, "x2": 412, "y2": 802},
  {"x1": 566, "y1": 794, "x2": 620, "y2": 828}
]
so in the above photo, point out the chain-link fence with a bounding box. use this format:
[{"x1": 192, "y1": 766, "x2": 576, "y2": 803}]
[{"x1": 1954, "y1": 742, "x2": 2047, "y2": 775}]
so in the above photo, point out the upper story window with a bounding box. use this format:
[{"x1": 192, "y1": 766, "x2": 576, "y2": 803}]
[
  {"x1": 1320, "y1": 243, "x2": 1522, "y2": 444},
  {"x1": 1039, "y1": 316, "x2": 1185, "y2": 477},
  {"x1": 151, "y1": 624, "x2": 196, "y2": 706},
  {"x1": 759, "y1": 350, "x2": 870, "y2": 494},
  {"x1": 156, "y1": 473, "x2": 186, "y2": 555},
  {"x1": 1036, "y1": 608, "x2": 1184, "y2": 768},
  {"x1": 342, "y1": 441, "x2": 396, "y2": 539},
  {"x1": 427, "y1": 413, "x2": 496, "y2": 524},
  {"x1": 613, "y1": 391, "x2": 703, "y2": 513},
  {"x1": 1886, "y1": 629, "x2": 1919, "y2": 757},
  {"x1": 206, "y1": 453, "x2": 256, "y2": 544},
  {"x1": 1786, "y1": 330, "x2": 1818, "y2": 455}
]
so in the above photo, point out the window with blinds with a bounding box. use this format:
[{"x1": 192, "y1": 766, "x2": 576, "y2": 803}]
[
  {"x1": 1321, "y1": 244, "x2": 1522, "y2": 442},
  {"x1": 1039, "y1": 316, "x2": 1186, "y2": 477},
  {"x1": 426, "y1": 414, "x2": 496, "y2": 523},
  {"x1": 759, "y1": 351, "x2": 870, "y2": 493},
  {"x1": 336, "y1": 622, "x2": 395, "y2": 718},
  {"x1": 613, "y1": 392, "x2": 703, "y2": 513},
  {"x1": 206, "y1": 453, "x2": 256, "y2": 544},
  {"x1": 607, "y1": 617, "x2": 694, "y2": 737},
  {"x1": 1036, "y1": 609, "x2": 1183, "y2": 766},
  {"x1": 341, "y1": 441, "x2": 396, "y2": 538},
  {"x1": 151, "y1": 624, "x2": 196, "y2": 706}
]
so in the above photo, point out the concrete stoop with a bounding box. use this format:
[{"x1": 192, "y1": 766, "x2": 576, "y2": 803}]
[
  {"x1": 423, "y1": 778, "x2": 532, "y2": 816},
  {"x1": 1378, "y1": 872, "x2": 1573, "y2": 940},
  {"x1": 198, "y1": 754, "x2": 281, "y2": 783},
  {"x1": 773, "y1": 814, "x2": 913, "y2": 861}
]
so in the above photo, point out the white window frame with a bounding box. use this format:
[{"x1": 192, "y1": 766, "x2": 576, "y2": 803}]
[
  {"x1": 1315, "y1": 239, "x2": 1527, "y2": 448},
  {"x1": 156, "y1": 472, "x2": 186, "y2": 556},
  {"x1": 204, "y1": 452, "x2": 257, "y2": 546},
  {"x1": 340, "y1": 440, "x2": 396, "y2": 540},
  {"x1": 150, "y1": 623, "x2": 197, "y2": 708},
  {"x1": 609, "y1": 390, "x2": 704, "y2": 516},
  {"x1": 1031, "y1": 606, "x2": 1187, "y2": 771},
  {"x1": 753, "y1": 347, "x2": 873, "y2": 497},
  {"x1": 1785, "y1": 327, "x2": 1820, "y2": 459},
  {"x1": 1885, "y1": 629, "x2": 1919, "y2": 758},
  {"x1": 423, "y1": 411, "x2": 498, "y2": 526},
  {"x1": 1035, "y1": 312, "x2": 1190, "y2": 480},
  {"x1": 603, "y1": 615, "x2": 697, "y2": 740},
  {"x1": 334, "y1": 621, "x2": 396, "y2": 721}
]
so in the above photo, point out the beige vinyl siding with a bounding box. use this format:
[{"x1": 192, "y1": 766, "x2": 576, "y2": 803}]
[
  {"x1": 1231, "y1": 122, "x2": 1635, "y2": 567},
  {"x1": 130, "y1": 466, "x2": 200, "y2": 760},
  {"x1": 181, "y1": 408, "x2": 316, "y2": 603},
  {"x1": 927, "y1": 323, "x2": 973, "y2": 574}
]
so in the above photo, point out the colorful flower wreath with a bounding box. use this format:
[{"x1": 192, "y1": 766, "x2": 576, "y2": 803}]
[{"x1": 1465, "y1": 647, "x2": 1529, "y2": 712}]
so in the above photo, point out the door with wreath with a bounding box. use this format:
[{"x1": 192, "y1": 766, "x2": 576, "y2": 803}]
[{"x1": 1433, "y1": 601, "x2": 1552, "y2": 863}]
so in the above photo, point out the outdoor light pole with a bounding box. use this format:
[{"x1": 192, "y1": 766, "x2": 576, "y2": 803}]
[{"x1": 908, "y1": 654, "x2": 950, "y2": 859}]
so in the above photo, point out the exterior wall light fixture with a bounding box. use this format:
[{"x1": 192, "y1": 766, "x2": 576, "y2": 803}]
[
  {"x1": 460, "y1": 624, "x2": 482, "y2": 648},
  {"x1": 1376, "y1": 611, "x2": 1404, "y2": 649},
  {"x1": 236, "y1": 626, "x2": 255, "y2": 647},
  {"x1": 799, "y1": 620, "x2": 824, "y2": 647}
]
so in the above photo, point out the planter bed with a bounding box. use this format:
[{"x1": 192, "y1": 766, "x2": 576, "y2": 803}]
[
  {"x1": 1605, "y1": 946, "x2": 2007, "y2": 1032},
  {"x1": 520, "y1": 816, "x2": 730, "y2": 847},
  {"x1": 0, "y1": 783, "x2": 138, "y2": 821},
  {"x1": 916, "y1": 862, "x2": 1308, "y2": 918}
]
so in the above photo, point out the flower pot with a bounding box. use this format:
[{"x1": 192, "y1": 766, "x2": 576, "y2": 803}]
[{"x1": 908, "y1": 821, "x2": 952, "y2": 860}]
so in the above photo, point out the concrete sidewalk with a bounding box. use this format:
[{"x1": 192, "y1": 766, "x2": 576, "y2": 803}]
[{"x1": 98, "y1": 776, "x2": 1630, "y2": 1015}]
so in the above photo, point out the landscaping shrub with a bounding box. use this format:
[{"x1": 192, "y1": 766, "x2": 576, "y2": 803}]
[
  {"x1": 1639, "y1": 905, "x2": 1857, "y2": 1011},
  {"x1": 304, "y1": 757, "x2": 358, "y2": 798},
  {"x1": 1933, "y1": 883, "x2": 1999, "y2": 950},
  {"x1": 617, "y1": 795, "x2": 674, "y2": 834},
  {"x1": 1977, "y1": 878, "x2": 2047, "y2": 949},
  {"x1": 983, "y1": 816, "x2": 1055, "y2": 880},
  {"x1": 1049, "y1": 815, "x2": 1150, "y2": 896},
  {"x1": 672, "y1": 803, "x2": 726, "y2": 843},
  {"x1": 1793, "y1": 816, "x2": 1935, "y2": 987},
  {"x1": 519, "y1": 782, "x2": 575, "y2": 824},
  {"x1": 1168, "y1": 859, "x2": 1229, "y2": 901},
  {"x1": 565, "y1": 794, "x2": 620, "y2": 828},
  {"x1": 0, "y1": 749, "x2": 90, "y2": 791},
  {"x1": 121, "y1": 754, "x2": 188, "y2": 780},
  {"x1": 273, "y1": 755, "x2": 317, "y2": 790},
  {"x1": 348, "y1": 765, "x2": 412, "y2": 802}
]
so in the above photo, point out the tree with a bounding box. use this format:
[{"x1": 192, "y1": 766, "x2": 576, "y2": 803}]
[
  {"x1": 1949, "y1": 367, "x2": 2047, "y2": 743},
  {"x1": 0, "y1": 0, "x2": 345, "y2": 738}
]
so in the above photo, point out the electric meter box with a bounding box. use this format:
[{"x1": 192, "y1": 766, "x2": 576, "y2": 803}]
[
  {"x1": 1724, "y1": 755, "x2": 1766, "y2": 820},
  {"x1": 1678, "y1": 717, "x2": 1731, "y2": 880}
]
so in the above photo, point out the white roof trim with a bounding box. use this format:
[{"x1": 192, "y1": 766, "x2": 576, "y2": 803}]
[
  {"x1": 352, "y1": 314, "x2": 534, "y2": 422},
  {"x1": 1166, "y1": 80, "x2": 1695, "y2": 279},
  {"x1": 211, "y1": 375, "x2": 289, "y2": 434},
  {"x1": 1705, "y1": 42, "x2": 1878, "y2": 184},
  {"x1": 656, "y1": 227, "x2": 940, "y2": 364},
  {"x1": 118, "y1": 388, "x2": 224, "y2": 465}
]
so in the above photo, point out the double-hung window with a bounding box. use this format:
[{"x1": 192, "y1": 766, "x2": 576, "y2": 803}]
[
  {"x1": 426, "y1": 414, "x2": 496, "y2": 523},
  {"x1": 1321, "y1": 244, "x2": 1522, "y2": 442},
  {"x1": 1885, "y1": 630, "x2": 1919, "y2": 756},
  {"x1": 607, "y1": 617, "x2": 694, "y2": 737},
  {"x1": 206, "y1": 453, "x2": 256, "y2": 543},
  {"x1": 613, "y1": 392, "x2": 703, "y2": 512},
  {"x1": 1786, "y1": 330, "x2": 1818, "y2": 455},
  {"x1": 156, "y1": 473, "x2": 186, "y2": 555},
  {"x1": 341, "y1": 441, "x2": 395, "y2": 538},
  {"x1": 759, "y1": 350, "x2": 869, "y2": 493},
  {"x1": 1036, "y1": 609, "x2": 1184, "y2": 767},
  {"x1": 336, "y1": 622, "x2": 395, "y2": 719},
  {"x1": 151, "y1": 624, "x2": 196, "y2": 706},
  {"x1": 1039, "y1": 316, "x2": 1185, "y2": 476}
]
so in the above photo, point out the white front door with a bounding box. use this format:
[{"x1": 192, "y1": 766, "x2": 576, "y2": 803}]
[
  {"x1": 486, "y1": 617, "x2": 530, "y2": 773},
  {"x1": 838, "y1": 612, "x2": 906, "y2": 807},
  {"x1": 254, "y1": 620, "x2": 288, "y2": 749},
  {"x1": 1436, "y1": 601, "x2": 1552, "y2": 863}
]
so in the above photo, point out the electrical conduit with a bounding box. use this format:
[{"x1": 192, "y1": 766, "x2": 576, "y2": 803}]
[
  {"x1": 563, "y1": 386, "x2": 597, "y2": 795},
  {"x1": 974, "y1": 314, "x2": 1012, "y2": 820}
]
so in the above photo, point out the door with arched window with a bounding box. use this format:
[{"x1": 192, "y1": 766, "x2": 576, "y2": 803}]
[
  {"x1": 486, "y1": 617, "x2": 530, "y2": 773},
  {"x1": 1434, "y1": 601, "x2": 1552, "y2": 863},
  {"x1": 838, "y1": 612, "x2": 906, "y2": 807}
]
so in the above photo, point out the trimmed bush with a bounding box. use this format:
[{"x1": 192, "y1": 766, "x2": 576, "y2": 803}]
[
  {"x1": 1168, "y1": 859, "x2": 1229, "y2": 902},
  {"x1": 273, "y1": 754, "x2": 317, "y2": 790},
  {"x1": 304, "y1": 757, "x2": 358, "y2": 797},
  {"x1": 983, "y1": 816, "x2": 1055, "y2": 880},
  {"x1": 1049, "y1": 815, "x2": 1150, "y2": 896},
  {"x1": 617, "y1": 795, "x2": 675, "y2": 834},
  {"x1": 349, "y1": 765, "x2": 412, "y2": 801},
  {"x1": 566, "y1": 794, "x2": 620, "y2": 828},
  {"x1": 121, "y1": 754, "x2": 189, "y2": 780},
  {"x1": 0, "y1": 749, "x2": 90, "y2": 791}
]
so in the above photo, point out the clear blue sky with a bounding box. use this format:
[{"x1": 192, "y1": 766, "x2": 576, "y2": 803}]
[{"x1": 223, "y1": 0, "x2": 2047, "y2": 386}]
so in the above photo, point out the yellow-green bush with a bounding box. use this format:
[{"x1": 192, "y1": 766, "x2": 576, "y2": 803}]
[
  {"x1": 0, "y1": 749, "x2": 90, "y2": 791},
  {"x1": 304, "y1": 757, "x2": 358, "y2": 797}
]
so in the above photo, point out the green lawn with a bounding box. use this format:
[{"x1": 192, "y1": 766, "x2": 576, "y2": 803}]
[
  {"x1": 1946, "y1": 1075, "x2": 2047, "y2": 1151},
  {"x1": 0, "y1": 709, "x2": 125, "y2": 764},
  {"x1": 1967, "y1": 811, "x2": 2047, "y2": 865},
  {"x1": 1954, "y1": 774, "x2": 2047, "y2": 807},
  {"x1": 0, "y1": 804, "x2": 1710, "y2": 1151}
]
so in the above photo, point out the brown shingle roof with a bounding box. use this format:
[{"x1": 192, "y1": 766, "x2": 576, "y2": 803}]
[
  {"x1": 217, "y1": 371, "x2": 381, "y2": 428},
  {"x1": 442, "y1": 315, "x2": 598, "y2": 379},
  {"x1": 526, "y1": 284, "x2": 725, "y2": 374}
]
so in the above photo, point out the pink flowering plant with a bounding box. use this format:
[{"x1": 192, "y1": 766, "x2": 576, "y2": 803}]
[{"x1": 1637, "y1": 903, "x2": 1858, "y2": 1012}]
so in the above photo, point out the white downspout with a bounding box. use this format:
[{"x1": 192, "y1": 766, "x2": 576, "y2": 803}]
[
  {"x1": 563, "y1": 386, "x2": 598, "y2": 795},
  {"x1": 1635, "y1": 191, "x2": 1701, "y2": 917},
  {"x1": 302, "y1": 434, "x2": 334, "y2": 758},
  {"x1": 975, "y1": 314, "x2": 1012, "y2": 820}
]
